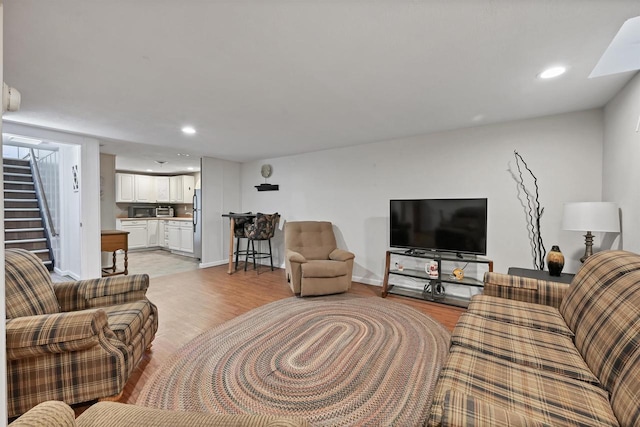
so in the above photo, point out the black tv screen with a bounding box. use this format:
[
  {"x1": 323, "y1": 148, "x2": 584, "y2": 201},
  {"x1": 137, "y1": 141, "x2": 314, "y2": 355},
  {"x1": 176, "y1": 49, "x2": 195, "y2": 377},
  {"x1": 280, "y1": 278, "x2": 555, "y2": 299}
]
[{"x1": 390, "y1": 198, "x2": 488, "y2": 255}]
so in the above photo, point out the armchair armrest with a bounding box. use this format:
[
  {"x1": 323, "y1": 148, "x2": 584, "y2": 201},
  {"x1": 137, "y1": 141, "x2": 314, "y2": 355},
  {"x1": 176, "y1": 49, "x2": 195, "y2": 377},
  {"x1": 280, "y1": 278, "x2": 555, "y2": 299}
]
[
  {"x1": 286, "y1": 249, "x2": 307, "y2": 264},
  {"x1": 54, "y1": 274, "x2": 150, "y2": 311},
  {"x1": 9, "y1": 401, "x2": 76, "y2": 427},
  {"x1": 329, "y1": 248, "x2": 355, "y2": 262},
  {"x1": 6, "y1": 309, "x2": 110, "y2": 360},
  {"x1": 483, "y1": 272, "x2": 570, "y2": 308}
]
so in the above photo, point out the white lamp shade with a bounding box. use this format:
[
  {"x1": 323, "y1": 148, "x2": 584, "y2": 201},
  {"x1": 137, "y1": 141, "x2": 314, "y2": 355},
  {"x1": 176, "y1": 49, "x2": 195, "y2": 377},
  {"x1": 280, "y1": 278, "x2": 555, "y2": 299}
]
[{"x1": 562, "y1": 202, "x2": 620, "y2": 232}]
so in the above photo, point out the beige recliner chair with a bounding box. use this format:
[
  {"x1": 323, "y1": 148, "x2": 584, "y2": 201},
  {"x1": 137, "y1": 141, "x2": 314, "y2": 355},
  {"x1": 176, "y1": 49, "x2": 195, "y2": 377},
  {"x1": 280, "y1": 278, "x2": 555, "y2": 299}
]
[{"x1": 284, "y1": 221, "x2": 355, "y2": 296}]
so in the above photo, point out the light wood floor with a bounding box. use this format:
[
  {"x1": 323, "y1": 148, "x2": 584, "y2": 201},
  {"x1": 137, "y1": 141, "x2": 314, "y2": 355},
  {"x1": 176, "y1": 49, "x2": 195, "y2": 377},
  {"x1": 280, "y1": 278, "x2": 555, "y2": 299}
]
[{"x1": 79, "y1": 264, "x2": 465, "y2": 413}]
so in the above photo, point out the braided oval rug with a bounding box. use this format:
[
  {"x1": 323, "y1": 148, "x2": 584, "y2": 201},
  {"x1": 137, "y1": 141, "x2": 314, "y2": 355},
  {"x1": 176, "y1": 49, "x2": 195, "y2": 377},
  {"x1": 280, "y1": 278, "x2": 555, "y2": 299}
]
[{"x1": 137, "y1": 295, "x2": 450, "y2": 426}]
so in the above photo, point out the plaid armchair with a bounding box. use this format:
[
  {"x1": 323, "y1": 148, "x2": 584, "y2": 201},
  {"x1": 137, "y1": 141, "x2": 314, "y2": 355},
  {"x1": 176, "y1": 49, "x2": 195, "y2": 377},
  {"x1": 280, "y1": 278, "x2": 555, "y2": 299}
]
[{"x1": 5, "y1": 248, "x2": 158, "y2": 418}]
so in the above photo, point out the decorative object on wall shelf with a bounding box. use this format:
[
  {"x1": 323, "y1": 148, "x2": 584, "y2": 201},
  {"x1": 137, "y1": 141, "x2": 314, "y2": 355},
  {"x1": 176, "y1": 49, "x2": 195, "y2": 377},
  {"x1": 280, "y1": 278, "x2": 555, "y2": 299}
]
[
  {"x1": 452, "y1": 268, "x2": 465, "y2": 280},
  {"x1": 256, "y1": 163, "x2": 278, "y2": 191},
  {"x1": 511, "y1": 151, "x2": 546, "y2": 270},
  {"x1": 255, "y1": 184, "x2": 279, "y2": 191},
  {"x1": 546, "y1": 245, "x2": 565, "y2": 276}
]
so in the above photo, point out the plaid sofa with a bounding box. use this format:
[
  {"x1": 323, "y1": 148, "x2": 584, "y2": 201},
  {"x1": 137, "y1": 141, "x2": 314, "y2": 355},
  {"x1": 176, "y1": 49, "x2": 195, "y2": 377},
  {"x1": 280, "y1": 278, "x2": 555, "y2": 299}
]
[
  {"x1": 5, "y1": 249, "x2": 158, "y2": 418},
  {"x1": 9, "y1": 401, "x2": 310, "y2": 427},
  {"x1": 428, "y1": 250, "x2": 640, "y2": 427}
]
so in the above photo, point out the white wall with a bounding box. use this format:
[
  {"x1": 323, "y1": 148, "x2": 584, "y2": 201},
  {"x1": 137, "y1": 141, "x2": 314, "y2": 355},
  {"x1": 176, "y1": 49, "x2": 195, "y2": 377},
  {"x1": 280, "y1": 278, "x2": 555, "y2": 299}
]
[
  {"x1": 200, "y1": 156, "x2": 241, "y2": 267},
  {"x1": 241, "y1": 109, "x2": 604, "y2": 280},
  {"x1": 603, "y1": 72, "x2": 640, "y2": 253}
]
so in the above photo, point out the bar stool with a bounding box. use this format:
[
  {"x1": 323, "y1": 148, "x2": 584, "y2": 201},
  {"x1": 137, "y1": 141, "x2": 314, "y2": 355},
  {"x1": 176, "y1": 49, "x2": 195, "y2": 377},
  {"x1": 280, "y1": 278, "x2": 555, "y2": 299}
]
[
  {"x1": 229, "y1": 212, "x2": 252, "y2": 271},
  {"x1": 244, "y1": 213, "x2": 280, "y2": 273}
]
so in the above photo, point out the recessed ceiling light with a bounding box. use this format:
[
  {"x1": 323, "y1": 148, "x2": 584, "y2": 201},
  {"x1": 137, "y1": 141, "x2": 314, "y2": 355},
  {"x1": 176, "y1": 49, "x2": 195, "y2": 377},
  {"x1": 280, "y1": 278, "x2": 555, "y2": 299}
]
[
  {"x1": 177, "y1": 153, "x2": 190, "y2": 157},
  {"x1": 538, "y1": 66, "x2": 567, "y2": 79},
  {"x1": 181, "y1": 126, "x2": 196, "y2": 135},
  {"x1": 146, "y1": 169, "x2": 153, "y2": 172},
  {"x1": 187, "y1": 167, "x2": 194, "y2": 171}
]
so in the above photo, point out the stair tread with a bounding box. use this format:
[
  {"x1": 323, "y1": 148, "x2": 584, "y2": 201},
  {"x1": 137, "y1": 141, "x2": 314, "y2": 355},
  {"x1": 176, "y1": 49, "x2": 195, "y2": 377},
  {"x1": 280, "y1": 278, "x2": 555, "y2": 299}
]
[
  {"x1": 5, "y1": 208, "x2": 40, "y2": 211},
  {"x1": 4, "y1": 218, "x2": 43, "y2": 221},
  {"x1": 6, "y1": 238, "x2": 47, "y2": 243},
  {"x1": 4, "y1": 189, "x2": 36, "y2": 193},
  {"x1": 5, "y1": 228, "x2": 45, "y2": 232}
]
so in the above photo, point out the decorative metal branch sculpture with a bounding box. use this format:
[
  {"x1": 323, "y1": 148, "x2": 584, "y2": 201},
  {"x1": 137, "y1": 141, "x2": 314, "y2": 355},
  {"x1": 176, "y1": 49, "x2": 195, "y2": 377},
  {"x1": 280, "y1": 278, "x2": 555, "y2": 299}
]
[{"x1": 513, "y1": 151, "x2": 546, "y2": 270}]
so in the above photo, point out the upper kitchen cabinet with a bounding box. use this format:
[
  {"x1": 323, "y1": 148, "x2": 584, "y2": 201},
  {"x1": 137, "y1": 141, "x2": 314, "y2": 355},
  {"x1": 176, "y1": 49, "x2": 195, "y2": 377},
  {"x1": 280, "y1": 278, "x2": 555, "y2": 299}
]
[
  {"x1": 116, "y1": 173, "x2": 195, "y2": 203},
  {"x1": 116, "y1": 173, "x2": 135, "y2": 202},
  {"x1": 156, "y1": 176, "x2": 170, "y2": 203},
  {"x1": 134, "y1": 174, "x2": 156, "y2": 202},
  {"x1": 169, "y1": 175, "x2": 195, "y2": 204},
  {"x1": 116, "y1": 173, "x2": 156, "y2": 203}
]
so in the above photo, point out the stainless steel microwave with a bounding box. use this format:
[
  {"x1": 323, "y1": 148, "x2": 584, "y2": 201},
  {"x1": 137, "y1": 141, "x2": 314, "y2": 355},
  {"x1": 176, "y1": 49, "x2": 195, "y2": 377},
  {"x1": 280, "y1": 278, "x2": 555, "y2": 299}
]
[{"x1": 128, "y1": 206, "x2": 156, "y2": 218}]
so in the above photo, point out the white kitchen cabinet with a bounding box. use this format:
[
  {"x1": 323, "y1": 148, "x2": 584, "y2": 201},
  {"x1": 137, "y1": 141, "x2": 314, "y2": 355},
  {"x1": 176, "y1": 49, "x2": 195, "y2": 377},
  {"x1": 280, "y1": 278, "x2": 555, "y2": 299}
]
[
  {"x1": 167, "y1": 221, "x2": 181, "y2": 250},
  {"x1": 116, "y1": 173, "x2": 135, "y2": 203},
  {"x1": 180, "y1": 222, "x2": 194, "y2": 253},
  {"x1": 155, "y1": 177, "x2": 170, "y2": 202},
  {"x1": 169, "y1": 175, "x2": 196, "y2": 203},
  {"x1": 158, "y1": 220, "x2": 167, "y2": 247},
  {"x1": 120, "y1": 220, "x2": 148, "y2": 249},
  {"x1": 147, "y1": 220, "x2": 159, "y2": 247},
  {"x1": 169, "y1": 176, "x2": 183, "y2": 203},
  {"x1": 166, "y1": 220, "x2": 193, "y2": 254},
  {"x1": 182, "y1": 175, "x2": 195, "y2": 204},
  {"x1": 134, "y1": 174, "x2": 156, "y2": 202}
]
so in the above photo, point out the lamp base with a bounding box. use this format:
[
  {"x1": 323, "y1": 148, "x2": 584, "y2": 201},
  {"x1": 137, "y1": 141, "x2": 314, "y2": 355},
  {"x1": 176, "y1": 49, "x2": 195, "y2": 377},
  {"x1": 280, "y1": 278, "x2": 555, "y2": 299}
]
[{"x1": 580, "y1": 231, "x2": 594, "y2": 263}]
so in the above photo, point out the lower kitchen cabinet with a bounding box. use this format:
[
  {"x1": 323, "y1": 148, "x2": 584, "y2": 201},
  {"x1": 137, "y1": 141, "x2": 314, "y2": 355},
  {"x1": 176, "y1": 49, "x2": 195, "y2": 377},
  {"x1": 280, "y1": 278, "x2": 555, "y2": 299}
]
[
  {"x1": 119, "y1": 220, "x2": 148, "y2": 249},
  {"x1": 117, "y1": 219, "x2": 193, "y2": 254},
  {"x1": 167, "y1": 220, "x2": 193, "y2": 254}
]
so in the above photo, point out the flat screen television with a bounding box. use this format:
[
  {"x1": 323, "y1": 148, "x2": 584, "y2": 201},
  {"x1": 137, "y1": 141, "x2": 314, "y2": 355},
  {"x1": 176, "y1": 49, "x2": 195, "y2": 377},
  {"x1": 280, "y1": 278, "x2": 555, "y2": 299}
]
[{"x1": 390, "y1": 198, "x2": 488, "y2": 255}]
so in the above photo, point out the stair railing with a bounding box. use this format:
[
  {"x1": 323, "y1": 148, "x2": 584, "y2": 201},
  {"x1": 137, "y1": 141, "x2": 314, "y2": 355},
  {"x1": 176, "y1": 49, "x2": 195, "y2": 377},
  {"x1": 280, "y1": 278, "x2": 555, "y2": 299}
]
[{"x1": 29, "y1": 148, "x2": 59, "y2": 237}]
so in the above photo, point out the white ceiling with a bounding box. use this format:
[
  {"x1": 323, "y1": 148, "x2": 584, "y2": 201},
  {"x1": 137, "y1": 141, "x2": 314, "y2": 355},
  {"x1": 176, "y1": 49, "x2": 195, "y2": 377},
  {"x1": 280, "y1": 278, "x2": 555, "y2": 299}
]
[{"x1": 3, "y1": 1, "x2": 640, "y2": 172}]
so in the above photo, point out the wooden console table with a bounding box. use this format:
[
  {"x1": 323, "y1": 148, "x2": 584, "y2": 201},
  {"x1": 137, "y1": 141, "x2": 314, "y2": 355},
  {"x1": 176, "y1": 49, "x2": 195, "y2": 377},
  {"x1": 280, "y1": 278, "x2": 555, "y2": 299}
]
[{"x1": 101, "y1": 230, "x2": 129, "y2": 277}]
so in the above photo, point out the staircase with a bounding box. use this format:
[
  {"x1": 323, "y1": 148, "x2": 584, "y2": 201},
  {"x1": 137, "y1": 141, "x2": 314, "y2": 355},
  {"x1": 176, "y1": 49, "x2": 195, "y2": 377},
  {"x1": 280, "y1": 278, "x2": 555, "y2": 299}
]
[{"x1": 4, "y1": 158, "x2": 55, "y2": 270}]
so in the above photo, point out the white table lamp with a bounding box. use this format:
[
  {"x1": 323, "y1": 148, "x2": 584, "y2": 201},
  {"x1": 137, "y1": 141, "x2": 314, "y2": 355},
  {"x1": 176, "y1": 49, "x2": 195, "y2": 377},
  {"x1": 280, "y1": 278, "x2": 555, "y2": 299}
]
[{"x1": 562, "y1": 202, "x2": 620, "y2": 263}]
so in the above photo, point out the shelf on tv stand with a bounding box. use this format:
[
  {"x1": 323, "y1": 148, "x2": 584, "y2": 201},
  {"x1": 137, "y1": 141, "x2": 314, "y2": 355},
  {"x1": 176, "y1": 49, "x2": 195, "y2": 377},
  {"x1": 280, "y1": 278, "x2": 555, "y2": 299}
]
[{"x1": 381, "y1": 249, "x2": 493, "y2": 308}]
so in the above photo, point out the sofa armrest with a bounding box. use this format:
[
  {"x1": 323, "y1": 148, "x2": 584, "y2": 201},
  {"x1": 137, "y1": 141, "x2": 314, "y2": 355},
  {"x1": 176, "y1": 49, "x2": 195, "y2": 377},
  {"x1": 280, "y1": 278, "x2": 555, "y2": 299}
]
[
  {"x1": 9, "y1": 401, "x2": 76, "y2": 427},
  {"x1": 6, "y1": 309, "x2": 109, "y2": 360},
  {"x1": 441, "y1": 390, "x2": 552, "y2": 427},
  {"x1": 329, "y1": 248, "x2": 355, "y2": 262},
  {"x1": 483, "y1": 272, "x2": 570, "y2": 308},
  {"x1": 76, "y1": 401, "x2": 310, "y2": 427},
  {"x1": 54, "y1": 274, "x2": 150, "y2": 311}
]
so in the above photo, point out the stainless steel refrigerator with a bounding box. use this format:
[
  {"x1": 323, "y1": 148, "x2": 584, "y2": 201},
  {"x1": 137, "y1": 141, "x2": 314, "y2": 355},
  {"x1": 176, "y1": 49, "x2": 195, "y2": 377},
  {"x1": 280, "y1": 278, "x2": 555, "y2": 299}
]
[{"x1": 192, "y1": 189, "x2": 202, "y2": 260}]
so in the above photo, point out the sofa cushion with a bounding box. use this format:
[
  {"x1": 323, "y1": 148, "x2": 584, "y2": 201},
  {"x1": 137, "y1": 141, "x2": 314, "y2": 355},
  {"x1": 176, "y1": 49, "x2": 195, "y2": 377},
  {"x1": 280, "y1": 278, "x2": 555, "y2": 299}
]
[
  {"x1": 451, "y1": 313, "x2": 600, "y2": 385},
  {"x1": 102, "y1": 300, "x2": 153, "y2": 345},
  {"x1": 440, "y1": 390, "x2": 552, "y2": 427},
  {"x1": 467, "y1": 295, "x2": 573, "y2": 336},
  {"x1": 5, "y1": 249, "x2": 61, "y2": 318},
  {"x1": 427, "y1": 346, "x2": 619, "y2": 427},
  {"x1": 610, "y1": 345, "x2": 640, "y2": 427},
  {"x1": 560, "y1": 250, "x2": 640, "y2": 332},
  {"x1": 301, "y1": 260, "x2": 348, "y2": 278},
  {"x1": 559, "y1": 251, "x2": 640, "y2": 394}
]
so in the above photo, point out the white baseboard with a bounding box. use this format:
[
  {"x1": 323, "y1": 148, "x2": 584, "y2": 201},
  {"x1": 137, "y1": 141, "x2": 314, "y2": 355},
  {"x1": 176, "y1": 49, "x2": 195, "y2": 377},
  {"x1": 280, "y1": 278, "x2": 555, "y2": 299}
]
[
  {"x1": 54, "y1": 267, "x2": 80, "y2": 281},
  {"x1": 352, "y1": 275, "x2": 382, "y2": 287},
  {"x1": 199, "y1": 259, "x2": 229, "y2": 269}
]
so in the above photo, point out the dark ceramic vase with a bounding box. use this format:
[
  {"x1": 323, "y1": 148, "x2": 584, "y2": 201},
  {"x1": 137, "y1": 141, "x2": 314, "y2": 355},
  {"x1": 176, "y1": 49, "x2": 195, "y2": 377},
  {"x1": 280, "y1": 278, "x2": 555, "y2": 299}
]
[{"x1": 547, "y1": 245, "x2": 565, "y2": 277}]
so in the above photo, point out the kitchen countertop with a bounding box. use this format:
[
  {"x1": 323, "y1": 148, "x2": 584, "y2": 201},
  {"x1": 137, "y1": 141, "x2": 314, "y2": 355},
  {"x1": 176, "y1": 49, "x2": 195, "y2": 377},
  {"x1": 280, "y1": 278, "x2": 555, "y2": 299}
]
[{"x1": 117, "y1": 217, "x2": 193, "y2": 221}]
